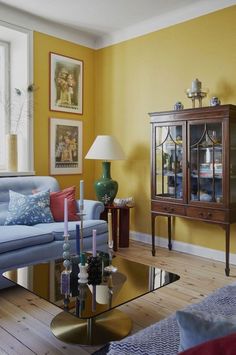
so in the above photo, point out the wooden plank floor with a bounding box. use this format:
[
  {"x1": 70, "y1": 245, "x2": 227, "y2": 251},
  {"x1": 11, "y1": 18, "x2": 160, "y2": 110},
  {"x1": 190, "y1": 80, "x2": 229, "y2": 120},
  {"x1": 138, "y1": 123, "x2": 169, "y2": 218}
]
[{"x1": 0, "y1": 240, "x2": 236, "y2": 354}]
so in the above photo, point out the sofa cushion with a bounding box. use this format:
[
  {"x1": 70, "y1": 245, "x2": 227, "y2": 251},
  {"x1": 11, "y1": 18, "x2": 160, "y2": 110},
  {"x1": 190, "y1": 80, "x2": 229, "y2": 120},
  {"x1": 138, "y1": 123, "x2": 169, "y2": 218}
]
[
  {"x1": 0, "y1": 176, "x2": 60, "y2": 225},
  {"x1": 176, "y1": 309, "x2": 236, "y2": 352},
  {"x1": 0, "y1": 225, "x2": 54, "y2": 254},
  {"x1": 50, "y1": 186, "x2": 79, "y2": 222},
  {"x1": 34, "y1": 220, "x2": 108, "y2": 241},
  {"x1": 179, "y1": 332, "x2": 236, "y2": 355},
  {"x1": 4, "y1": 190, "x2": 54, "y2": 226}
]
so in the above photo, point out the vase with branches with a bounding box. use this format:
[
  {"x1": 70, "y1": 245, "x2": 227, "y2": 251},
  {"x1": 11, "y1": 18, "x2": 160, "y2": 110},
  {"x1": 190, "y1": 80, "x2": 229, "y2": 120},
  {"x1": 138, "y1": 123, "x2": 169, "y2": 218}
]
[
  {"x1": 9, "y1": 84, "x2": 36, "y2": 134},
  {"x1": 1, "y1": 83, "x2": 37, "y2": 171}
]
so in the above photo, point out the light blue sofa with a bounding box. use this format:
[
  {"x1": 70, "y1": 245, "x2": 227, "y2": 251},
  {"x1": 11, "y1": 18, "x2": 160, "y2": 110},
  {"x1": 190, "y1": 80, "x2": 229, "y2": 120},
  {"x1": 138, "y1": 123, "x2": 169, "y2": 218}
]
[{"x1": 0, "y1": 176, "x2": 108, "y2": 288}]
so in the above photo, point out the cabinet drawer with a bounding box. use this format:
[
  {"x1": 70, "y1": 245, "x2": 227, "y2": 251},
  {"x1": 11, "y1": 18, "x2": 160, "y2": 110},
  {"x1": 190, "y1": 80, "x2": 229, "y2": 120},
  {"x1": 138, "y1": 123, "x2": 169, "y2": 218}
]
[
  {"x1": 186, "y1": 207, "x2": 225, "y2": 222},
  {"x1": 152, "y1": 202, "x2": 185, "y2": 216}
]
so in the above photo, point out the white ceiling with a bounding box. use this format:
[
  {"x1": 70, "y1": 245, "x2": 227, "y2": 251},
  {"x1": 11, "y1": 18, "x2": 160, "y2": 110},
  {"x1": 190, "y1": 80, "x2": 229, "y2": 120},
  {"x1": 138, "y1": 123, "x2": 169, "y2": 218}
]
[{"x1": 0, "y1": 0, "x2": 236, "y2": 48}]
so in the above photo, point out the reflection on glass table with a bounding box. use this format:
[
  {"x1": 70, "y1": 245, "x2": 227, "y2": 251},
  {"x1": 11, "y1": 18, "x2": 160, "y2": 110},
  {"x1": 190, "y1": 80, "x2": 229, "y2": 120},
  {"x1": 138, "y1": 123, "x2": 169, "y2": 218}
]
[{"x1": 3, "y1": 253, "x2": 180, "y2": 346}]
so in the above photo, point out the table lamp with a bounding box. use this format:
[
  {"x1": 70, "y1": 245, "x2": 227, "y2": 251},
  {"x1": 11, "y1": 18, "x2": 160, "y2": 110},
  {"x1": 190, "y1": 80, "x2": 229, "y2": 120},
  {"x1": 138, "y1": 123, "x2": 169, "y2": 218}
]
[{"x1": 85, "y1": 135, "x2": 125, "y2": 205}]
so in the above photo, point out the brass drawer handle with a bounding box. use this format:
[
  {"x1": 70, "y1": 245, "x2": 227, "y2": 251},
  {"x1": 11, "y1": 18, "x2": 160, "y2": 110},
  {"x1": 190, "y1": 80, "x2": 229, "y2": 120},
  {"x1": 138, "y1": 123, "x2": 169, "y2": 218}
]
[
  {"x1": 163, "y1": 207, "x2": 175, "y2": 213},
  {"x1": 207, "y1": 213, "x2": 212, "y2": 218}
]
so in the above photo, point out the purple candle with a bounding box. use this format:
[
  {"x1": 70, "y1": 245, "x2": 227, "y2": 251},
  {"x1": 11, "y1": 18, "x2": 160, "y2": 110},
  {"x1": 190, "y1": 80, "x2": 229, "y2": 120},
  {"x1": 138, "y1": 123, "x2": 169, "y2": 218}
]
[
  {"x1": 76, "y1": 224, "x2": 80, "y2": 255},
  {"x1": 64, "y1": 197, "x2": 68, "y2": 236},
  {"x1": 92, "y1": 229, "x2": 96, "y2": 257}
]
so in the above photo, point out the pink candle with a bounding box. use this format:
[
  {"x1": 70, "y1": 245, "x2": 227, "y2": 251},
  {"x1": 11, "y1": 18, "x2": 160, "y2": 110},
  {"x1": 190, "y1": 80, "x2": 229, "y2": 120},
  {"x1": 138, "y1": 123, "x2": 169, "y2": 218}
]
[
  {"x1": 64, "y1": 198, "x2": 68, "y2": 236},
  {"x1": 92, "y1": 229, "x2": 96, "y2": 257}
]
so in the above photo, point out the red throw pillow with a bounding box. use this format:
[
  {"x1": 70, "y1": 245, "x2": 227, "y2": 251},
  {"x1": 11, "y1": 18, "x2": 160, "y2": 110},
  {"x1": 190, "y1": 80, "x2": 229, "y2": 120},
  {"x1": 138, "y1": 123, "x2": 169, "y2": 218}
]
[
  {"x1": 50, "y1": 186, "x2": 79, "y2": 222},
  {"x1": 179, "y1": 332, "x2": 236, "y2": 355}
]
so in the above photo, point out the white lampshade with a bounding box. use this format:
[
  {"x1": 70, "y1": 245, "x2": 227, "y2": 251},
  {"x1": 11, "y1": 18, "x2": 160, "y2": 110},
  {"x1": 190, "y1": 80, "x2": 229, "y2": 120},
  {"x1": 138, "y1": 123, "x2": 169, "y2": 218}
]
[{"x1": 85, "y1": 135, "x2": 125, "y2": 161}]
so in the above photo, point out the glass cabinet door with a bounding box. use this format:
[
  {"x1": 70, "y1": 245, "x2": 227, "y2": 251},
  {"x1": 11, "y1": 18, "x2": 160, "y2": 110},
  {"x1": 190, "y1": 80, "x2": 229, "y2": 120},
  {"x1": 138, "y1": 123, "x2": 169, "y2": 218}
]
[
  {"x1": 230, "y1": 122, "x2": 236, "y2": 203},
  {"x1": 189, "y1": 121, "x2": 223, "y2": 203},
  {"x1": 154, "y1": 124, "x2": 183, "y2": 199}
]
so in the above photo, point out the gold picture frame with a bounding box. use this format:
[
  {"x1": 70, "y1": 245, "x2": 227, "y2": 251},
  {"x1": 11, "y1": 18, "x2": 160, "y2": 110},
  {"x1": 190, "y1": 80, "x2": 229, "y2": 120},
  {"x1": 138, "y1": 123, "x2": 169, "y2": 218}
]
[
  {"x1": 50, "y1": 52, "x2": 83, "y2": 114},
  {"x1": 49, "y1": 118, "x2": 82, "y2": 175}
]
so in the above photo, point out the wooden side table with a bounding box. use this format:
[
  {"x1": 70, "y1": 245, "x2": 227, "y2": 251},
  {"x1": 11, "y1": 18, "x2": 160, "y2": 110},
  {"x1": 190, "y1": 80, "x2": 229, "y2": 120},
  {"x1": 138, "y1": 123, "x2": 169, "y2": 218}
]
[{"x1": 100, "y1": 204, "x2": 133, "y2": 251}]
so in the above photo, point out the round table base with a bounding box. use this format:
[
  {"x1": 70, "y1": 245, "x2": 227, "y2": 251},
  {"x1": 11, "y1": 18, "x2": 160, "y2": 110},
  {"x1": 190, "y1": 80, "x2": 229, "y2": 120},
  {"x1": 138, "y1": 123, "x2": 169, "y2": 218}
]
[{"x1": 50, "y1": 309, "x2": 132, "y2": 345}]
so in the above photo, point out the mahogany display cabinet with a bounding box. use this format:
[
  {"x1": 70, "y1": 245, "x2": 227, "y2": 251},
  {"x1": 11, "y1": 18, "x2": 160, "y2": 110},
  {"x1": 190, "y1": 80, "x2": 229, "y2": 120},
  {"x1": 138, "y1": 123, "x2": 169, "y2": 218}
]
[{"x1": 149, "y1": 105, "x2": 236, "y2": 276}]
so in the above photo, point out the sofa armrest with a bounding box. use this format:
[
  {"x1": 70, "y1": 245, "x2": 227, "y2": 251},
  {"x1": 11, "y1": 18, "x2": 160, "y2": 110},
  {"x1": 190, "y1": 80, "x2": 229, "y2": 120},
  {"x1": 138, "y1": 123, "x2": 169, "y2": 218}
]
[{"x1": 76, "y1": 199, "x2": 105, "y2": 220}]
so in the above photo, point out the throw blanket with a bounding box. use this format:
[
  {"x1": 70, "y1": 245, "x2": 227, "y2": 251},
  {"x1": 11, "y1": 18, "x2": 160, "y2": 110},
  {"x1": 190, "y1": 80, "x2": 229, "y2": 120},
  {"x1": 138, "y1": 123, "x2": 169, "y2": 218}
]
[{"x1": 94, "y1": 282, "x2": 236, "y2": 355}]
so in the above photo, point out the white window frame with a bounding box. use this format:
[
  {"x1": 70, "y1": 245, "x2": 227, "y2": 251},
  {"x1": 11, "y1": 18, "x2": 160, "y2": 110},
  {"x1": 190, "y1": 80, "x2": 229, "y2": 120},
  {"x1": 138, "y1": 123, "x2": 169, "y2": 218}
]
[
  {"x1": 0, "y1": 21, "x2": 34, "y2": 176},
  {"x1": 0, "y1": 40, "x2": 10, "y2": 170}
]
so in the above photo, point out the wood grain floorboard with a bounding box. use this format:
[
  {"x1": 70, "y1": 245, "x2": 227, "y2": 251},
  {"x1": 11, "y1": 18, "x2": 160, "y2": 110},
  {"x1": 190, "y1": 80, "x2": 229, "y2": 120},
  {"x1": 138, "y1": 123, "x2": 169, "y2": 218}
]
[{"x1": 0, "y1": 240, "x2": 235, "y2": 354}]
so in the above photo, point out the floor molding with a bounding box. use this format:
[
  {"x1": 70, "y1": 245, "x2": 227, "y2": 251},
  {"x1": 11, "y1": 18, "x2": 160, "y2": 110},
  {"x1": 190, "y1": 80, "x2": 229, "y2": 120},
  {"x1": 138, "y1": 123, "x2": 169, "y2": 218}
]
[{"x1": 130, "y1": 231, "x2": 236, "y2": 265}]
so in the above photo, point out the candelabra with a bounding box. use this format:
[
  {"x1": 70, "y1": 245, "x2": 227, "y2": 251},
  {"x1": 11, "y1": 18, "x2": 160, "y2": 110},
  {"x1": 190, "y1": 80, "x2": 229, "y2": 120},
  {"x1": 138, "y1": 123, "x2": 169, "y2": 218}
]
[{"x1": 104, "y1": 242, "x2": 117, "y2": 273}]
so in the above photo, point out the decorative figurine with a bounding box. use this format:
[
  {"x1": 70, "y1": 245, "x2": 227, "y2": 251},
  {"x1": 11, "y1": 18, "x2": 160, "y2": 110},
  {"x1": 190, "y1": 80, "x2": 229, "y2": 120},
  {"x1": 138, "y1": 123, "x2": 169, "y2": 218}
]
[
  {"x1": 210, "y1": 97, "x2": 221, "y2": 106},
  {"x1": 174, "y1": 101, "x2": 184, "y2": 111}
]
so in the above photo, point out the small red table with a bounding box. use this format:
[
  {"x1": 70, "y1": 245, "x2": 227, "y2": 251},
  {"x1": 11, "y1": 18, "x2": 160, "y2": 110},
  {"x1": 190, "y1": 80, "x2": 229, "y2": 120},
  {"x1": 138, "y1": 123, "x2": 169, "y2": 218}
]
[{"x1": 101, "y1": 204, "x2": 133, "y2": 251}]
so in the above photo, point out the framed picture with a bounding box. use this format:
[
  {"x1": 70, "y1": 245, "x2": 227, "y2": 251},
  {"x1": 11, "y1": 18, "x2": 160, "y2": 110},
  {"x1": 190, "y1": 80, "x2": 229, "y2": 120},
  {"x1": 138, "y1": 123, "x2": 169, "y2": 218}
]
[
  {"x1": 50, "y1": 118, "x2": 82, "y2": 175},
  {"x1": 50, "y1": 52, "x2": 83, "y2": 114}
]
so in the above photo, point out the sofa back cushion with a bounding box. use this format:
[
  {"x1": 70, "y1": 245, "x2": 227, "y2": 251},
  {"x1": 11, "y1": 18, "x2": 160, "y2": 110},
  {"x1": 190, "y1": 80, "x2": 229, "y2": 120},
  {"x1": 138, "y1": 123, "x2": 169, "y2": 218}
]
[{"x1": 0, "y1": 176, "x2": 60, "y2": 225}]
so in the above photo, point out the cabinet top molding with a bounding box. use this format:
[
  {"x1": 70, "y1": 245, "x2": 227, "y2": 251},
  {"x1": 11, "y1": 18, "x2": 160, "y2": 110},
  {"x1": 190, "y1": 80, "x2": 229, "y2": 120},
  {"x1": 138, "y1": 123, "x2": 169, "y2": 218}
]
[{"x1": 149, "y1": 104, "x2": 236, "y2": 122}]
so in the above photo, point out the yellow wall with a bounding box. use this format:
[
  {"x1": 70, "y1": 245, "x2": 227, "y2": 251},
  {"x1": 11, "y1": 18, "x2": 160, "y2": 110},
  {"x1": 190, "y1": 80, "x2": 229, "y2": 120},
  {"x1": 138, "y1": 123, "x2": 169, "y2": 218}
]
[
  {"x1": 34, "y1": 32, "x2": 96, "y2": 199},
  {"x1": 95, "y1": 5, "x2": 236, "y2": 253},
  {"x1": 33, "y1": 6, "x2": 236, "y2": 253}
]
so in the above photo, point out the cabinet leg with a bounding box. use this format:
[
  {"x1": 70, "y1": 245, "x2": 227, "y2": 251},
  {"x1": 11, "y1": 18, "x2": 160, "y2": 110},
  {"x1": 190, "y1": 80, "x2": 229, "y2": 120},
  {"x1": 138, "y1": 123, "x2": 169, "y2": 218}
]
[
  {"x1": 151, "y1": 214, "x2": 156, "y2": 256},
  {"x1": 168, "y1": 216, "x2": 172, "y2": 250},
  {"x1": 225, "y1": 224, "x2": 230, "y2": 276}
]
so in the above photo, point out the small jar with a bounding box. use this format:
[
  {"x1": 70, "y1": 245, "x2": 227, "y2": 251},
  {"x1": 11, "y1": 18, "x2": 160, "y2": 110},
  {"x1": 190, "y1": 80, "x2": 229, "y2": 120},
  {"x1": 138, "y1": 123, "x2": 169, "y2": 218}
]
[
  {"x1": 174, "y1": 101, "x2": 184, "y2": 111},
  {"x1": 210, "y1": 97, "x2": 221, "y2": 106}
]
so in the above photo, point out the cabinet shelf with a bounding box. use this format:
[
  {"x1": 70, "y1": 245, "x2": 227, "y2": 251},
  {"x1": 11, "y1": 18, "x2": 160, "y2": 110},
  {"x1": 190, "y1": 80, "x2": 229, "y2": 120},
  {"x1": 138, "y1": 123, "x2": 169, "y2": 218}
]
[
  {"x1": 156, "y1": 172, "x2": 183, "y2": 176},
  {"x1": 191, "y1": 146, "x2": 222, "y2": 151},
  {"x1": 191, "y1": 174, "x2": 222, "y2": 179}
]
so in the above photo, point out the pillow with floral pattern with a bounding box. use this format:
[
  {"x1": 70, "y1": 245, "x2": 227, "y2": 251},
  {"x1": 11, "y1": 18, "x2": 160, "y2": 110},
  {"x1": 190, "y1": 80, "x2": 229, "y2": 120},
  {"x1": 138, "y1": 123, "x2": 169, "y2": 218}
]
[{"x1": 4, "y1": 190, "x2": 54, "y2": 226}]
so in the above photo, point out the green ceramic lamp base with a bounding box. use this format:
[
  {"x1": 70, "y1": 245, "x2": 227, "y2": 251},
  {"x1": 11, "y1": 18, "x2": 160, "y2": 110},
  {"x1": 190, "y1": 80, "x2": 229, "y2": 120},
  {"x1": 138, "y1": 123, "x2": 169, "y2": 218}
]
[{"x1": 95, "y1": 161, "x2": 118, "y2": 205}]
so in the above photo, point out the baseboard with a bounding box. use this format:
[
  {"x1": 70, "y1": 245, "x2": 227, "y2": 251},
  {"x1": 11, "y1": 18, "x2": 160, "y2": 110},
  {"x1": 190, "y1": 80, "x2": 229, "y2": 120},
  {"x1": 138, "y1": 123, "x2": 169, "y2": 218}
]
[{"x1": 130, "y1": 231, "x2": 236, "y2": 266}]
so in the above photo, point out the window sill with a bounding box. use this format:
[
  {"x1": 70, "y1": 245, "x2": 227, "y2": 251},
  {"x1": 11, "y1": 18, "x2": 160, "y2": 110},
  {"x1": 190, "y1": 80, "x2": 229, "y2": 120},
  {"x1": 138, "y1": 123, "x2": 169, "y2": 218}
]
[{"x1": 0, "y1": 171, "x2": 35, "y2": 177}]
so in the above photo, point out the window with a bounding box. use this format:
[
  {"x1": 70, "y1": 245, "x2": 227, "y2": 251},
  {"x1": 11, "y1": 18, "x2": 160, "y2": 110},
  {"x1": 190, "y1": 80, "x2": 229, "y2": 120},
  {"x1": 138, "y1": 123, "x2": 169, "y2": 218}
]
[
  {"x1": 0, "y1": 40, "x2": 9, "y2": 169},
  {"x1": 0, "y1": 22, "x2": 33, "y2": 174}
]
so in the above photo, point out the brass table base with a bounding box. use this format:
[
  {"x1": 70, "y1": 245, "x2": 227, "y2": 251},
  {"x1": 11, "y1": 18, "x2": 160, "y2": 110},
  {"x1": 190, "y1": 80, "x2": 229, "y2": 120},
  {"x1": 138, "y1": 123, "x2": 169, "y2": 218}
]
[{"x1": 50, "y1": 309, "x2": 132, "y2": 345}]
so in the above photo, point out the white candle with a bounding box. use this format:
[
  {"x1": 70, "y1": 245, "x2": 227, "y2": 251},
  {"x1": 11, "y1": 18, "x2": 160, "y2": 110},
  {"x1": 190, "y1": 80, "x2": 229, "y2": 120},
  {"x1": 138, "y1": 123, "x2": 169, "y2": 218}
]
[
  {"x1": 79, "y1": 180, "x2": 84, "y2": 211},
  {"x1": 64, "y1": 197, "x2": 68, "y2": 236},
  {"x1": 92, "y1": 229, "x2": 96, "y2": 257},
  {"x1": 108, "y1": 212, "x2": 113, "y2": 247}
]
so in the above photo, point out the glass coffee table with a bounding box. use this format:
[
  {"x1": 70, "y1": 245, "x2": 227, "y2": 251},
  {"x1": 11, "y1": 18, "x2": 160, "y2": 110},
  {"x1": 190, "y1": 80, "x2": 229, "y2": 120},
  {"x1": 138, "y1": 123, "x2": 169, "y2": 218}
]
[{"x1": 3, "y1": 254, "x2": 179, "y2": 345}]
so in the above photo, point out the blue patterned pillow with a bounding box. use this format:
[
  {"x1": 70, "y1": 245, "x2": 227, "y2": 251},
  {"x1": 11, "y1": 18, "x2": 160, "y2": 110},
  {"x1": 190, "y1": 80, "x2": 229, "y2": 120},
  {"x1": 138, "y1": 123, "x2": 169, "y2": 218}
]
[
  {"x1": 176, "y1": 309, "x2": 236, "y2": 352},
  {"x1": 4, "y1": 190, "x2": 54, "y2": 226}
]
